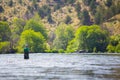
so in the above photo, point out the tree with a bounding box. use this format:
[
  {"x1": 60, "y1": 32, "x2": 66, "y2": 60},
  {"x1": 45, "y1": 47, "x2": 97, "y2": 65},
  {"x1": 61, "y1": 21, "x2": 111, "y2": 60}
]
[
  {"x1": 82, "y1": 0, "x2": 91, "y2": 6},
  {"x1": 66, "y1": 38, "x2": 79, "y2": 53},
  {"x1": 53, "y1": 23, "x2": 75, "y2": 51},
  {"x1": 81, "y1": 9, "x2": 91, "y2": 25},
  {"x1": 95, "y1": 6, "x2": 105, "y2": 24},
  {"x1": 0, "y1": 42, "x2": 10, "y2": 54},
  {"x1": 75, "y1": 25, "x2": 109, "y2": 52},
  {"x1": 38, "y1": 5, "x2": 51, "y2": 18},
  {"x1": 0, "y1": 6, "x2": 4, "y2": 13},
  {"x1": 89, "y1": 0, "x2": 96, "y2": 14},
  {"x1": 0, "y1": 21, "x2": 11, "y2": 53},
  {"x1": 65, "y1": 15, "x2": 72, "y2": 24},
  {"x1": 47, "y1": 14, "x2": 54, "y2": 23},
  {"x1": 75, "y1": 2, "x2": 81, "y2": 20},
  {"x1": 8, "y1": 0, "x2": 13, "y2": 7},
  {"x1": 18, "y1": 0, "x2": 22, "y2": 4},
  {"x1": 0, "y1": 21, "x2": 11, "y2": 41},
  {"x1": 75, "y1": 2, "x2": 81, "y2": 13},
  {"x1": 10, "y1": 18, "x2": 25, "y2": 51},
  {"x1": 64, "y1": 0, "x2": 75, "y2": 4},
  {"x1": 12, "y1": 18, "x2": 25, "y2": 35},
  {"x1": 18, "y1": 30, "x2": 46, "y2": 53},
  {"x1": 107, "y1": 35, "x2": 120, "y2": 53},
  {"x1": 106, "y1": 0, "x2": 112, "y2": 7},
  {"x1": 24, "y1": 19, "x2": 47, "y2": 39}
]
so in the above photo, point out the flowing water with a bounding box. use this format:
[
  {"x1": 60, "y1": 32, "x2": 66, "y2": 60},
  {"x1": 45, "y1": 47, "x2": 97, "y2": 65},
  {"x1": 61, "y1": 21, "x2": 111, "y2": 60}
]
[{"x1": 0, "y1": 53, "x2": 120, "y2": 80}]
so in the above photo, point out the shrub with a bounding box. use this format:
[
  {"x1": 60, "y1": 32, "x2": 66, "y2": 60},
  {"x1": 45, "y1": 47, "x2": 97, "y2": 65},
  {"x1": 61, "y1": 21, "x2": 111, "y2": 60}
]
[{"x1": 0, "y1": 42, "x2": 10, "y2": 54}]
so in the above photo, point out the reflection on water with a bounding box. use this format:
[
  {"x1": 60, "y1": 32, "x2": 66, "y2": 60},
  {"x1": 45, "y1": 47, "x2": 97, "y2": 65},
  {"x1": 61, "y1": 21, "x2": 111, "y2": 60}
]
[{"x1": 0, "y1": 53, "x2": 120, "y2": 80}]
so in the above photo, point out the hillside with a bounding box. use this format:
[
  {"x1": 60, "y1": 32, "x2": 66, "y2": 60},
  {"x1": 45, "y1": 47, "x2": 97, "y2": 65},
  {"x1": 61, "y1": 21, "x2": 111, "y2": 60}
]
[{"x1": 0, "y1": 0, "x2": 120, "y2": 35}]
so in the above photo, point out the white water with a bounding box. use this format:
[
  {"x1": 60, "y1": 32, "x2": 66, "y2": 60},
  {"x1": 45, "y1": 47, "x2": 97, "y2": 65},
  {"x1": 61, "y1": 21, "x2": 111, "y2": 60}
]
[{"x1": 0, "y1": 53, "x2": 120, "y2": 80}]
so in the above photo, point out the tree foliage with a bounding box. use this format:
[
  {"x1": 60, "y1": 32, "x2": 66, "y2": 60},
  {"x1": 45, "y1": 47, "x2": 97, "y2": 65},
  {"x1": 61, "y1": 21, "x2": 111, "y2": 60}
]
[
  {"x1": 65, "y1": 15, "x2": 72, "y2": 24},
  {"x1": 38, "y1": 5, "x2": 51, "y2": 18},
  {"x1": 75, "y1": 25, "x2": 109, "y2": 52},
  {"x1": 18, "y1": 30, "x2": 46, "y2": 53},
  {"x1": 0, "y1": 6, "x2": 4, "y2": 13},
  {"x1": 81, "y1": 9, "x2": 91, "y2": 25},
  {"x1": 0, "y1": 42, "x2": 10, "y2": 54},
  {"x1": 53, "y1": 23, "x2": 75, "y2": 51},
  {"x1": 107, "y1": 35, "x2": 120, "y2": 53},
  {"x1": 0, "y1": 21, "x2": 11, "y2": 41},
  {"x1": 106, "y1": 0, "x2": 112, "y2": 7},
  {"x1": 24, "y1": 19, "x2": 47, "y2": 39}
]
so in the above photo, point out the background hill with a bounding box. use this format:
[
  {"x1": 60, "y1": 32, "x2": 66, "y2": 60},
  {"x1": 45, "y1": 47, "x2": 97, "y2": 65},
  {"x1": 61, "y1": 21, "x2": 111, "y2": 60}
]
[
  {"x1": 0, "y1": 0, "x2": 120, "y2": 53},
  {"x1": 0, "y1": 0, "x2": 120, "y2": 35}
]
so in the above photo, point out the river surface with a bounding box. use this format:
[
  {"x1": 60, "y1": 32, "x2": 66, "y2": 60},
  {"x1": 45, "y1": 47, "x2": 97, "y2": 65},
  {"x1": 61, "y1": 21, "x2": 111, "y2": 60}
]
[{"x1": 0, "y1": 53, "x2": 120, "y2": 80}]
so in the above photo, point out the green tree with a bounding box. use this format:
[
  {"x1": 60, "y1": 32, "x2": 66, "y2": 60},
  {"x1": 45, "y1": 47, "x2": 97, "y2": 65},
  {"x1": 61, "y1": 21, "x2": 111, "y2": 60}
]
[
  {"x1": 81, "y1": 9, "x2": 91, "y2": 25},
  {"x1": 82, "y1": 0, "x2": 91, "y2": 6},
  {"x1": 66, "y1": 38, "x2": 79, "y2": 53},
  {"x1": 8, "y1": 0, "x2": 13, "y2": 7},
  {"x1": 53, "y1": 23, "x2": 75, "y2": 51},
  {"x1": 89, "y1": 0, "x2": 96, "y2": 14},
  {"x1": 64, "y1": 0, "x2": 75, "y2": 4},
  {"x1": 38, "y1": 5, "x2": 51, "y2": 18},
  {"x1": 106, "y1": 0, "x2": 112, "y2": 7},
  {"x1": 18, "y1": 30, "x2": 46, "y2": 53},
  {"x1": 24, "y1": 19, "x2": 47, "y2": 39},
  {"x1": 0, "y1": 42, "x2": 10, "y2": 54},
  {"x1": 75, "y1": 25, "x2": 109, "y2": 52},
  {"x1": 47, "y1": 14, "x2": 54, "y2": 23},
  {"x1": 0, "y1": 6, "x2": 4, "y2": 13},
  {"x1": 95, "y1": 6, "x2": 105, "y2": 24},
  {"x1": 10, "y1": 18, "x2": 25, "y2": 50},
  {"x1": 65, "y1": 15, "x2": 72, "y2": 24},
  {"x1": 12, "y1": 18, "x2": 25, "y2": 35},
  {"x1": 75, "y1": 2, "x2": 81, "y2": 20},
  {"x1": 107, "y1": 35, "x2": 120, "y2": 53},
  {"x1": 18, "y1": 0, "x2": 22, "y2": 4},
  {"x1": 115, "y1": 44, "x2": 120, "y2": 53},
  {"x1": 0, "y1": 21, "x2": 11, "y2": 41}
]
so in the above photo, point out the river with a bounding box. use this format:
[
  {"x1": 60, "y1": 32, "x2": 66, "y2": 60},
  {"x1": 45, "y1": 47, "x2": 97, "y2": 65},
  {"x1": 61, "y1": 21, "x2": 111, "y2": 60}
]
[{"x1": 0, "y1": 53, "x2": 120, "y2": 80}]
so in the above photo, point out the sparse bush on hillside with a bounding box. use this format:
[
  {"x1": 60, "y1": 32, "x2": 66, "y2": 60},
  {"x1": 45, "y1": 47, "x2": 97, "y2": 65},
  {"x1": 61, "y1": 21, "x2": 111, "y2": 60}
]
[
  {"x1": 64, "y1": 0, "x2": 75, "y2": 4},
  {"x1": 95, "y1": 6, "x2": 106, "y2": 24},
  {"x1": 65, "y1": 15, "x2": 72, "y2": 24},
  {"x1": 18, "y1": 0, "x2": 22, "y2": 4},
  {"x1": 32, "y1": 0, "x2": 39, "y2": 10},
  {"x1": 105, "y1": 0, "x2": 112, "y2": 7},
  {"x1": 38, "y1": 5, "x2": 51, "y2": 18},
  {"x1": 8, "y1": 0, "x2": 13, "y2": 7},
  {"x1": 81, "y1": 9, "x2": 91, "y2": 25},
  {"x1": 75, "y1": 2, "x2": 81, "y2": 13},
  {"x1": 27, "y1": 6, "x2": 34, "y2": 13},
  {"x1": 0, "y1": 6, "x2": 4, "y2": 13},
  {"x1": 75, "y1": 2, "x2": 81, "y2": 20},
  {"x1": 90, "y1": 0, "x2": 97, "y2": 14},
  {"x1": 47, "y1": 14, "x2": 54, "y2": 23},
  {"x1": 82, "y1": 0, "x2": 91, "y2": 6},
  {"x1": 54, "y1": 4, "x2": 61, "y2": 11}
]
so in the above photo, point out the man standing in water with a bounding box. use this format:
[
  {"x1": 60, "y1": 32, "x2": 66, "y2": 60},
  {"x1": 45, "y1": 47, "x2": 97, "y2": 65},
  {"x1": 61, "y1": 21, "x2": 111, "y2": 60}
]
[{"x1": 24, "y1": 45, "x2": 29, "y2": 59}]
